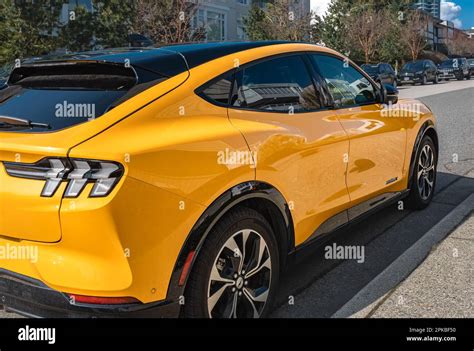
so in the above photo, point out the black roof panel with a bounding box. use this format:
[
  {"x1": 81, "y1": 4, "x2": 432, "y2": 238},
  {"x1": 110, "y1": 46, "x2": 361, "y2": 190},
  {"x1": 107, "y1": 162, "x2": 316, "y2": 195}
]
[{"x1": 23, "y1": 41, "x2": 290, "y2": 77}]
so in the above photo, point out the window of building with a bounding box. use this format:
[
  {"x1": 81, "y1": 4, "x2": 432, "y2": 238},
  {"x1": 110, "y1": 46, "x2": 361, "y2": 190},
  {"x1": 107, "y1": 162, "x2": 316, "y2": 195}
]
[
  {"x1": 231, "y1": 55, "x2": 322, "y2": 112},
  {"x1": 193, "y1": 8, "x2": 226, "y2": 41},
  {"x1": 309, "y1": 54, "x2": 377, "y2": 107}
]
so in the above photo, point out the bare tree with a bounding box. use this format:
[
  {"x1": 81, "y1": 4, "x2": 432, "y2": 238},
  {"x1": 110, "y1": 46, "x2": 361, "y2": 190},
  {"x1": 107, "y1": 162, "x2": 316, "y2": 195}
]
[
  {"x1": 132, "y1": 0, "x2": 204, "y2": 45},
  {"x1": 400, "y1": 10, "x2": 428, "y2": 61},
  {"x1": 447, "y1": 31, "x2": 474, "y2": 57},
  {"x1": 345, "y1": 8, "x2": 388, "y2": 64}
]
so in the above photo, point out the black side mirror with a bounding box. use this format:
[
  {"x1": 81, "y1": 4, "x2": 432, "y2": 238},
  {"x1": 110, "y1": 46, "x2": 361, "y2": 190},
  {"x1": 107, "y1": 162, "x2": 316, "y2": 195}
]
[{"x1": 382, "y1": 83, "x2": 398, "y2": 105}]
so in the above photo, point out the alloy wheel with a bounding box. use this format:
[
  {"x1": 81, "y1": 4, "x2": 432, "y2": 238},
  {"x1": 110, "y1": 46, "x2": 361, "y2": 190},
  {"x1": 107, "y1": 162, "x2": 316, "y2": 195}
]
[
  {"x1": 207, "y1": 229, "x2": 272, "y2": 318},
  {"x1": 417, "y1": 144, "x2": 435, "y2": 200}
]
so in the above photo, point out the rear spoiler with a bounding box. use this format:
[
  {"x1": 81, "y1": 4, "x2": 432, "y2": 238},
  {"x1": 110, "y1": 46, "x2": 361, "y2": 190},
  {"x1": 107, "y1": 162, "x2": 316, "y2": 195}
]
[{"x1": 8, "y1": 61, "x2": 138, "y2": 90}]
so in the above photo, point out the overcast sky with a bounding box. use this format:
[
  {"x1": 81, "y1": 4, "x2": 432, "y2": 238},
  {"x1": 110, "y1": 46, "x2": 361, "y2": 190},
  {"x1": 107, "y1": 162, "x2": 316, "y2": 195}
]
[{"x1": 310, "y1": 0, "x2": 473, "y2": 29}]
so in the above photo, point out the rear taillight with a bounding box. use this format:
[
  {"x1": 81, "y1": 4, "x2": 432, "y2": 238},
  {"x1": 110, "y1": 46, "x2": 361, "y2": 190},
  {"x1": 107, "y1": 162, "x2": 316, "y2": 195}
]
[{"x1": 3, "y1": 157, "x2": 123, "y2": 198}]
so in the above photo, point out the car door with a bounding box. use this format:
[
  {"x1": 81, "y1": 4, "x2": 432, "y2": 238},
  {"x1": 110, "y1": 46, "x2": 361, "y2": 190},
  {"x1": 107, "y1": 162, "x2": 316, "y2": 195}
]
[
  {"x1": 308, "y1": 53, "x2": 407, "y2": 216},
  {"x1": 227, "y1": 53, "x2": 351, "y2": 245}
]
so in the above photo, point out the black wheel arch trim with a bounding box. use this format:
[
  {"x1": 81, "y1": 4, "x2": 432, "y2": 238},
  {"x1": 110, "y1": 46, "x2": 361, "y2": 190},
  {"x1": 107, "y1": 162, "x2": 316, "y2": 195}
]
[
  {"x1": 408, "y1": 120, "x2": 438, "y2": 187},
  {"x1": 165, "y1": 181, "x2": 295, "y2": 305}
]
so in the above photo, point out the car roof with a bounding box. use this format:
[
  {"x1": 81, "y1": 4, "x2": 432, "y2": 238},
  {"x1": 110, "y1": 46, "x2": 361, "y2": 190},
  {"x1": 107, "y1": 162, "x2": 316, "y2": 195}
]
[{"x1": 26, "y1": 41, "x2": 291, "y2": 77}]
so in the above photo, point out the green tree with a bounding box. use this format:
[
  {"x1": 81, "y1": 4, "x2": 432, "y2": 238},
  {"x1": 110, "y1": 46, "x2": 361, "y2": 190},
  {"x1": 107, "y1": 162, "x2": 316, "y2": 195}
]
[
  {"x1": 243, "y1": 0, "x2": 319, "y2": 42},
  {"x1": 0, "y1": 0, "x2": 65, "y2": 65}
]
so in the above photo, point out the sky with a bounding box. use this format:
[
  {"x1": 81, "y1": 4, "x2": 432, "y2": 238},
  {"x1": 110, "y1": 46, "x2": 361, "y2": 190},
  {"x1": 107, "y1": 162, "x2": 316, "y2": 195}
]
[{"x1": 310, "y1": 0, "x2": 474, "y2": 29}]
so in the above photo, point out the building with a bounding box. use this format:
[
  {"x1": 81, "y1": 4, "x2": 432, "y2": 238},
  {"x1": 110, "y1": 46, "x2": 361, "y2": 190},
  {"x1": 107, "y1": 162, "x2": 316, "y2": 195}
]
[
  {"x1": 412, "y1": 0, "x2": 441, "y2": 19},
  {"x1": 194, "y1": 0, "x2": 311, "y2": 41}
]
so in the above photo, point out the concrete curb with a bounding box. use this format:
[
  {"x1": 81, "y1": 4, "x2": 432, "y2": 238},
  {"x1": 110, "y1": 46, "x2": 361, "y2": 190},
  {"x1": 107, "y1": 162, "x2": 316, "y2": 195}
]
[{"x1": 332, "y1": 193, "x2": 474, "y2": 318}]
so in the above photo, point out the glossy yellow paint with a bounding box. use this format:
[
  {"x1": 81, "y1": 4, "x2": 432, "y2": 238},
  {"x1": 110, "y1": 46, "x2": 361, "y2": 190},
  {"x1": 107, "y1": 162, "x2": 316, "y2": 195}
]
[{"x1": 0, "y1": 43, "x2": 436, "y2": 303}]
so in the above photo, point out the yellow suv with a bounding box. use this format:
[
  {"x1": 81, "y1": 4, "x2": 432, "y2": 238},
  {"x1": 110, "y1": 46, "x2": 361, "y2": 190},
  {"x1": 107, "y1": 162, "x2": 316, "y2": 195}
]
[{"x1": 0, "y1": 42, "x2": 438, "y2": 318}]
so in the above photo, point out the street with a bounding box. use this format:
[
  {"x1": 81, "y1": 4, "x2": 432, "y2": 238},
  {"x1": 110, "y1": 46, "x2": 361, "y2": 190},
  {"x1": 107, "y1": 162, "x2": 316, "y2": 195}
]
[
  {"x1": 1, "y1": 80, "x2": 473, "y2": 319},
  {"x1": 271, "y1": 80, "x2": 474, "y2": 317}
]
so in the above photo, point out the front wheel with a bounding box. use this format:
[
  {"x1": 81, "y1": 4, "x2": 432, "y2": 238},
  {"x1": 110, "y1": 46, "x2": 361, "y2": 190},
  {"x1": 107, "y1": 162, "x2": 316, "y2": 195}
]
[
  {"x1": 406, "y1": 136, "x2": 437, "y2": 210},
  {"x1": 183, "y1": 207, "x2": 279, "y2": 318}
]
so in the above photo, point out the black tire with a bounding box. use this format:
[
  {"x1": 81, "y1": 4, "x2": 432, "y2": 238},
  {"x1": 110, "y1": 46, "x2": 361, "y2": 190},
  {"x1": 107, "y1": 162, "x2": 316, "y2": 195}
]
[
  {"x1": 466, "y1": 74, "x2": 471, "y2": 80},
  {"x1": 406, "y1": 136, "x2": 437, "y2": 210},
  {"x1": 183, "y1": 206, "x2": 280, "y2": 318},
  {"x1": 434, "y1": 75, "x2": 439, "y2": 84},
  {"x1": 422, "y1": 75, "x2": 427, "y2": 85}
]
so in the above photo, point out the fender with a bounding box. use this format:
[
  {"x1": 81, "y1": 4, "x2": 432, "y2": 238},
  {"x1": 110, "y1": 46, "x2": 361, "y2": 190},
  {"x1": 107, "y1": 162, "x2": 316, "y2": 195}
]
[
  {"x1": 408, "y1": 120, "x2": 439, "y2": 188},
  {"x1": 165, "y1": 181, "x2": 294, "y2": 304}
]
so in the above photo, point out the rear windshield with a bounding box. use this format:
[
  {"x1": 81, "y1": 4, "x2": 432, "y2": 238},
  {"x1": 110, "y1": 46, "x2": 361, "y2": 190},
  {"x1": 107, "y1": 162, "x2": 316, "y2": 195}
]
[
  {"x1": 403, "y1": 61, "x2": 424, "y2": 71},
  {"x1": 361, "y1": 65, "x2": 379, "y2": 74},
  {"x1": 0, "y1": 58, "x2": 179, "y2": 133}
]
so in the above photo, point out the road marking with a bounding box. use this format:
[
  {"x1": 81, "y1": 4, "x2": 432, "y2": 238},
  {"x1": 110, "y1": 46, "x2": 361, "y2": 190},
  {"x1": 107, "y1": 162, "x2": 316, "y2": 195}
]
[{"x1": 331, "y1": 193, "x2": 474, "y2": 318}]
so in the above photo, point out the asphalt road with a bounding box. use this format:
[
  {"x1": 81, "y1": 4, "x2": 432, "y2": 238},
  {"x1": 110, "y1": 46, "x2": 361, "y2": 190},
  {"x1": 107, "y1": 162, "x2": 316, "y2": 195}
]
[
  {"x1": 1, "y1": 80, "x2": 473, "y2": 319},
  {"x1": 271, "y1": 80, "x2": 474, "y2": 317}
]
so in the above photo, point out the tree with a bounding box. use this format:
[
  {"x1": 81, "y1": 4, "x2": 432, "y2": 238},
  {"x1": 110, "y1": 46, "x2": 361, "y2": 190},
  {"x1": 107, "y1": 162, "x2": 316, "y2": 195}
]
[
  {"x1": 243, "y1": 4, "x2": 272, "y2": 40},
  {"x1": 243, "y1": 0, "x2": 318, "y2": 42},
  {"x1": 345, "y1": 7, "x2": 388, "y2": 63},
  {"x1": 320, "y1": 0, "x2": 356, "y2": 53},
  {"x1": 0, "y1": 0, "x2": 65, "y2": 65},
  {"x1": 447, "y1": 31, "x2": 474, "y2": 57},
  {"x1": 400, "y1": 10, "x2": 428, "y2": 61},
  {"x1": 132, "y1": 0, "x2": 204, "y2": 44}
]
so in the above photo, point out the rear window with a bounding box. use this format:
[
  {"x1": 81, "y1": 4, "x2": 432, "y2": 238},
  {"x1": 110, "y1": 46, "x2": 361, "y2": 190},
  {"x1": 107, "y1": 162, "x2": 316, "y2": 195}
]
[{"x1": 0, "y1": 61, "x2": 167, "y2": 132}]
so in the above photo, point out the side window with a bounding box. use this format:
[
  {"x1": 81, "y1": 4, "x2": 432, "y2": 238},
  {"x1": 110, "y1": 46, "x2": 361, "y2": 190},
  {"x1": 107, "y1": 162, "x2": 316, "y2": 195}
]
[
  {"x1": 309, "y1": 54, "x2": 377, "y2": 107},
  {"x1": 199, "y1": 72, "x2": 234, "y2": 105},
  {"x1": 231, "y1": 55, "x2": 322, "y2": 112}
]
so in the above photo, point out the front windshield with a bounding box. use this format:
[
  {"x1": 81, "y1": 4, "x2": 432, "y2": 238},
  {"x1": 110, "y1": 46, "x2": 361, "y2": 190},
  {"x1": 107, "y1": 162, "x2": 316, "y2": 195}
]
[{"x1": 440, "y1": 59, "x2": 458, "y2": 68}]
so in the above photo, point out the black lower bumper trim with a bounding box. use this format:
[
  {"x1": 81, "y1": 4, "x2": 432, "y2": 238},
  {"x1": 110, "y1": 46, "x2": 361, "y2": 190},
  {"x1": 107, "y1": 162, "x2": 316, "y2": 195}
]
[{"x1": 0, "y1": 269, "x2": 180, "y2": 318}]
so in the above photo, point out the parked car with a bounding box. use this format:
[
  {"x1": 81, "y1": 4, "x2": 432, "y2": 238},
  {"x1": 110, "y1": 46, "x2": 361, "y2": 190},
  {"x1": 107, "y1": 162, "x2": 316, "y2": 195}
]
[
  {"x1": 0, "y1": 42, "x2": 438, "y2": 318},
  {"x1": 361, "y1": 63, "x2": 398, "y2": 88},
  {"x1": 439, "y1": 58, "x2": 471, "y2": 81},
  {"x1": 399, "y1": 60, "x2": 439, "y2": 85}
]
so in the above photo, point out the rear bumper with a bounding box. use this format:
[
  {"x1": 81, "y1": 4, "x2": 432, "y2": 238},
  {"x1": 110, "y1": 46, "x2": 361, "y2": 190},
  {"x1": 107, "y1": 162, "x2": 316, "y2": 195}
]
[{"x1": 0, "y1": 269, "x2": 180, "y2": 318}]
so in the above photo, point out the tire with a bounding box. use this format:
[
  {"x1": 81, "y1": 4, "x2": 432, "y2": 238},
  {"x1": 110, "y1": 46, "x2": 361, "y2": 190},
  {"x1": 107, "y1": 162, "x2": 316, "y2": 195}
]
[
  {"x1": 183, "y1": 206, "x2": 280, "y2": 318},
  {"x1": 434, "y1": 75, "x2": 439, "y2": 84},
  {"x1": 422, "y1": 75, "x2": 427, "y2": 85},
  {"x1": 466, "y1": 74, "x2": 471, "y2": 80},
  {"x1": 406, "y1": 136, "x2": 437, "y2": 210}
]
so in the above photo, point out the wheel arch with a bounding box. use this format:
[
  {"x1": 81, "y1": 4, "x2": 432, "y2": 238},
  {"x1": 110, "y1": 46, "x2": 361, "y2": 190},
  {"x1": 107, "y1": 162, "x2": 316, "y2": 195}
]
[{"x1": 165, "y1": 181, "x2": 295, "y2": 304}]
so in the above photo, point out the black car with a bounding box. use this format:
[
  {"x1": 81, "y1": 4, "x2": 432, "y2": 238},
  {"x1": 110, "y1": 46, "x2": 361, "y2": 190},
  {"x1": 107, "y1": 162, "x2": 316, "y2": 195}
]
[
  {"x1": 361, "y1": 63, "x2": 398, "y2": 88},
  {"x1": 399, "y1": 60, "x2": 439, "y2": 85},
  {"x1": 466, "y1": 58, "x2": 474, "y2": 76},
  {"x1": 439, "y1": 58, "x2": 471, "y2": 81}
]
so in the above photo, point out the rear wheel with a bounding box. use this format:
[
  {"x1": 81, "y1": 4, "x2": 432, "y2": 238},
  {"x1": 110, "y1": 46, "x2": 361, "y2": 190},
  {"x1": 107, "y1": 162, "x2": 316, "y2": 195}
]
[
  {"x1": 422, "y1": 75, "x2": 427, "y2": 85},
  {"x1": 183, "y1": 207, "x2": 279, "y2": 318},
  {"x1": 406, "y1": 136, "x2": 437, "y2": 210}
]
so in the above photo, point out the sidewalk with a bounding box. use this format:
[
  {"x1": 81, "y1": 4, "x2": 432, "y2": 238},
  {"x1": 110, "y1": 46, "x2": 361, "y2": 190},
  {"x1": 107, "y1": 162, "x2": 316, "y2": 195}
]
[{"x1": 353, "y1": 211, "x2": 474, "y2": 318}]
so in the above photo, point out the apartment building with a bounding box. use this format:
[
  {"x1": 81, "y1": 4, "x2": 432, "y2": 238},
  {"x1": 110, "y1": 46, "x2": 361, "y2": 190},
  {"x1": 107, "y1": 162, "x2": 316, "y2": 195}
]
[
  {"x1": 194, "y1": 0, "x2": 311, "y2": 41},
  {"x1": 412, "y1": 0, "x2": 441, "y2": 19}
]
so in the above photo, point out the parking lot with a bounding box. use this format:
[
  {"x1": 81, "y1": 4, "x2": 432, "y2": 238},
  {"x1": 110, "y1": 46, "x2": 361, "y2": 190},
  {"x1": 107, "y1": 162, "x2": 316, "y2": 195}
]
[{"x1": 1, "y1": 79, "x2": 473, "y2": 319}]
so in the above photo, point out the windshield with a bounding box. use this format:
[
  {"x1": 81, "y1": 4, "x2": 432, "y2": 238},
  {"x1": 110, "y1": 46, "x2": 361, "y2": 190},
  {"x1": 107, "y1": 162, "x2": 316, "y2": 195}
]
[
  {"x1": 403, "y1": 61, "x2": 424, "y2": 72},
  {"x1": 0, "y1": 49, "x2": 188, "y2": 133}
]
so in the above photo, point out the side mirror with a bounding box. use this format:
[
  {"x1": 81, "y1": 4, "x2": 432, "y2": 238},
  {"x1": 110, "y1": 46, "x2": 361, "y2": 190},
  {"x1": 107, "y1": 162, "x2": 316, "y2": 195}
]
[{"x1": 382, "y1": 83, "x2": 398, "y2": 105}]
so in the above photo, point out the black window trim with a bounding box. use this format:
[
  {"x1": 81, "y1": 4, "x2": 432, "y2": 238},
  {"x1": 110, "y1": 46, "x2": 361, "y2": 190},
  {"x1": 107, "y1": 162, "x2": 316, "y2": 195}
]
[
  {"x1": 307, "y1": 52, "x2": 383, "y2": 110},
  {"x1": 195, "y1": 51, "x2": 334, "y2": 114}
]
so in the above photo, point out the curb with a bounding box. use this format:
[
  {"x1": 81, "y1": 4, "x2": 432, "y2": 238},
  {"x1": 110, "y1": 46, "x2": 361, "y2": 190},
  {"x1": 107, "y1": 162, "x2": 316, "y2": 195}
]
[{"x1": 332, "y1": 193, "x2": 474, "y2": 318}]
